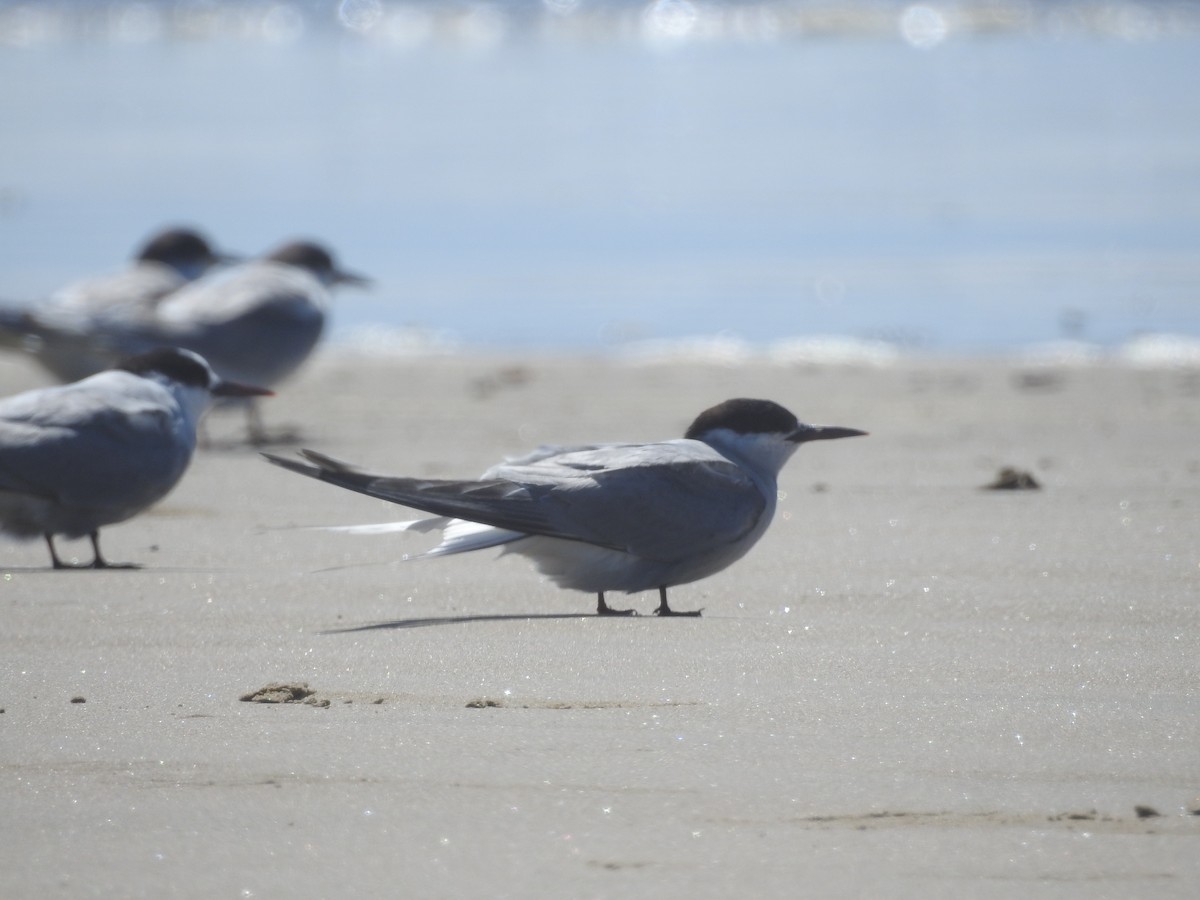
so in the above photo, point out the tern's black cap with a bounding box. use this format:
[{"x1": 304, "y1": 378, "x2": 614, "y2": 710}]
[
  {"x1": 264, "y1": 240, "x2": 370, "y2": 285},
  {"x1": 266, "y1": 240, "x2": 336, "y2": 273},
  {"x1": 684, "y1": 399, "x2": 800, "y2": 440},
  {"x1": 116, "y1": 348, "x2": 214, "y2": 389},
  {"x1": 136, "y1": 228, "x2": 219, "y2": 266}
]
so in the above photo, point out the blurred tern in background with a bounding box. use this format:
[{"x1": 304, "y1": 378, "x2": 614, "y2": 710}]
[
  {"x1": 150, "y1": 240, "x2": 369, "y2": 390},
  {"x1": 98, "y1": 240, "x2": 368, "y2": 444},
  {"x1": 0, "y1": 348, "x2": 271, "y2": 569},
  {"x1": 0, "y1": 226, "x2": 240, "y2": 382},
  {"x1": 4, "y1": 239, "x2": 368, "y2": 444},
  {"x1": 265, "y1": 398, "x2": 866, "y2": 616}
]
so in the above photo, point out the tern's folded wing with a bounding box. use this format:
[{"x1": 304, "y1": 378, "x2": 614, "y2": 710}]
[
  {"x1": 155, "y1": 266, "x2": 323, "y2": 327},
  {"x1": 544, "y1": 454, "x2": 767, "y2": 561},
  {"x1": 264, "y1": 447, "x2": 767, "y2": 563},
  {"x1": 0, "y1": 389, "x2": 186, "y2": 509}
]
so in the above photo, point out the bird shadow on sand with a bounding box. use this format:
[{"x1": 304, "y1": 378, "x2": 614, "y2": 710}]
[
  {"x1": 322, "y1": 611, "x2": 661, "y2": 633},
  {"x1": 0, "y1": 564, "x2": 253, "y2": 574}
]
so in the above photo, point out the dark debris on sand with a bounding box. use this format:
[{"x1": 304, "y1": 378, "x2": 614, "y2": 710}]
[
  {"x1": 239, "y1": 682, "x2": 330, "y2": 707},
  {"x1": 983, "y1": 467, "x2": 1041, "y2": 490}
]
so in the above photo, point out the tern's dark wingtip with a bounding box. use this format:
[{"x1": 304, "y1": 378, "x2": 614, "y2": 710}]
[
  {"x1": 261, "y1": 448, "x2": 364, "y2": 482},
  {"x1": 260, "y1": 451, "x2": 315, "y2": 477},
  {"x1": 298, "y1": 449, "x2": 363, "y2": 474}
]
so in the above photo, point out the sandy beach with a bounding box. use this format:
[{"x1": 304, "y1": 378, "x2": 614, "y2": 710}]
[{"x1": 1, "y1": 350, "x2": 1197, "y2": 898}]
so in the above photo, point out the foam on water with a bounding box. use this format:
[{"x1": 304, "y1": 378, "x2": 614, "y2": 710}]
[
  {"x1": 1113, "y1": 333, "x2": 1200, "y2": 368},
  {"x1": 329, "y1": 325, "x2": 461, "y2": 358},
  {"x1": 615, "y1": 334, "x2": 754, "y2": 366},
  {"x1": 1015, "y1": 340, "x2": 1107, "y2": 367},
  {"x1": 766, "y1": 336, "x2": 903, "y2": 367},
  {"x1": 323, "y1": 328, "x2": 1200, "y2": 371}
]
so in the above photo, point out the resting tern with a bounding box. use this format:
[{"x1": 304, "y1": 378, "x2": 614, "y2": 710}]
[
  {"x1": 0, "y1": 348, "x2": 270, "y2": 569},
  {"x1": 0, "y1": 226, "x2": 240, "y2": 383},
  {"x1": 99, "y1": 240, "x2": 369, "y2": 443},
  {"x1": 265, "y1": 398, "x2": 866, "y2": 616},
  {"x1": 150, "y1": 240, "x2": 369, "y2": 384}
]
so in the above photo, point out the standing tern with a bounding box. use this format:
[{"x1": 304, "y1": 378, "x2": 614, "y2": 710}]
[
  {"x1": 264, "y1": 398, "x2": 866, "y2": 616},
  {"x1": 0, "y1": 348, "x2": 271, "y2": 569},
  {"x1": 150, "y1": 240, "x2": 369, "y2": 386},
  {"x1": 0, "y1": 226, "x2": 240, "y2": 383},
  {"x1": 96, "y1": 240, "x2": 369, "y2": 443}
]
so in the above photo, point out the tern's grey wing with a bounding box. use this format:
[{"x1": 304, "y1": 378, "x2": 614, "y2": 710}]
[
  {"x1": 0, "y1": 383, "x2": 190, "y2": 512},
  {"x1": 0, "y1": 266, "x2": 182, "y2": 350},
  {"x1": 127, "y1": 266, "x2": 326, "y2": 385},
  {"x1": 0, "y1": 265, "x2": 181, "y2": 344},
  {"x1": 265, "y1": 446, "x2": 767, "y2": 563},
  {"x1": 0, "y1": 304, "x2": 159, "y2": 376},
  {"x1": 43, "y1": 264, "x2": 185, "y2": 323},
  {"x1": 0, "y1": 268, "x2": 190, "y2": 382},
  {"x1": 155, "y1": 264, "x2": 325, "y2": 325},
  {"x1": 486, "y1": 443, "x2": 623, "y2": 473}
]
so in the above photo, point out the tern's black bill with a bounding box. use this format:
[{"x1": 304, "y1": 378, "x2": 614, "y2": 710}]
[
  {"x1": 335, "y1": 269, "x2": 372, "y2": 288},
  {"x1": 788, "y1": 425, "x2": 868, "y2": 444}
]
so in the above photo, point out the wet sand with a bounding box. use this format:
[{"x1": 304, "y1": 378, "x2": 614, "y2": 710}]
[{"x1": 2, "y1": 351, "x2": 1198, "y2": 898}]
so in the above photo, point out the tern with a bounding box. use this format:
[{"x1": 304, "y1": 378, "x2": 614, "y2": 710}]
[
  {"x1": 101, "y1": 240, "x2": 369, "y2": 443},
  {"x1": 0, "y1": 348, "x2": 271, "y2": 569},
  {"x1": 265, "y1": 398, "x2": 866, "y2": 616},
  {"x1": 0, "y1": 226, "x2": 240, "y2": 383}
]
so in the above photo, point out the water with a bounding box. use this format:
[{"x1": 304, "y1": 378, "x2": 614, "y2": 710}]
[{"x1": 1, "y1": 1, "x2": 1199, "y2": 356}]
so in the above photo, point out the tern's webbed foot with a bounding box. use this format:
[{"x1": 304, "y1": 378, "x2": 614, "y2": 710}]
[
  {"x1": 86, "y1": 534, "x2": 139, "y2": 570},
  {"x1": 596, "y1": 594, "x2": 638, "y2": 617},
  {"x1": 653, "y1": 587, "x2": 702, "y2": 617}
]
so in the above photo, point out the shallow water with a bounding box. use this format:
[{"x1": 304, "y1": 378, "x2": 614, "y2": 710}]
[{"x1": 1, "y1": 1, "x2": 1198, "y2": 353}]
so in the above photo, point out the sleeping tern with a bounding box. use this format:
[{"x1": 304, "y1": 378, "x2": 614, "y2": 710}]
[
  {"x1": 0, "y1": 226, "x2": 240, "y2": 383},
  {"x1": 0, "y1": 348, "x2": 271, "y2": 569},
  {"x1": 265, "y1": 398, "x2": 866, "y2": 616}
]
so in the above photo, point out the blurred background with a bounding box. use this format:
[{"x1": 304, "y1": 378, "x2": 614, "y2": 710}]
[{"x1": 1, "y1": 0, "x2": 1198, "y2": 358}]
